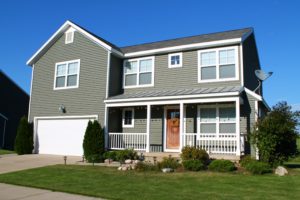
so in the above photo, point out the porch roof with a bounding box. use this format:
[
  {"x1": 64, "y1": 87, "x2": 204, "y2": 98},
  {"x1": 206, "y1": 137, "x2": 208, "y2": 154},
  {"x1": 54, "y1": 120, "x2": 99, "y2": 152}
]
[{"x1": 106, "y1": 86, "x2": 243, "y2": 102}]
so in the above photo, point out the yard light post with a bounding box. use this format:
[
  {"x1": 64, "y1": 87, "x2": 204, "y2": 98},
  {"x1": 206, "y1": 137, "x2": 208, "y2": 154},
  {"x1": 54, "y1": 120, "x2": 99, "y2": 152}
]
[{"x1": 63, "y1": 156, "x2": 67, "y2": 165}]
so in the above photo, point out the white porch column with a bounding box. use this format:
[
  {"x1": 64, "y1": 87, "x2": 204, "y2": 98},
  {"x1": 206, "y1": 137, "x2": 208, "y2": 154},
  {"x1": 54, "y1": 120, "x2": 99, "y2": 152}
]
[
  {"x1": 236, "y1": 98, "x2": 241, "y2": 156},
  {"x1": 104, "y1": 105, "x2": 109, "y2": 149},
  {"x1": 146, "y1": 104, "x2": 151, "y2": 152},
  {"x1": 179, "y1": 102, "x2": 184, "y2": 152}
]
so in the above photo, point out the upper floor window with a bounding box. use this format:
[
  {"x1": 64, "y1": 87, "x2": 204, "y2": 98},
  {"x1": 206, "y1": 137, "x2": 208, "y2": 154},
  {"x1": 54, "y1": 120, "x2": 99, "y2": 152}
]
[
  {"x1": 168, "y1": 52, "x2": 182, "y2": 68},
  {"x1": 198, "y1": 46, "x2": 238, "y2": 83},
  {"x1": 124, "y1": 57, "x2": 154, "y2": 88},
  {"x1": 54, "y1": 59, "x2": 80, "y2": 90}
]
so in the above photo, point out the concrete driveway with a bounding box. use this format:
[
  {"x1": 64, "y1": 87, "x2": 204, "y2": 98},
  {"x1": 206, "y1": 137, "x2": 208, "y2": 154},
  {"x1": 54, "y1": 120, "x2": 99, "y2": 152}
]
[{"x1": 0, "y1": 154, "x2": 82, "y2": 174}]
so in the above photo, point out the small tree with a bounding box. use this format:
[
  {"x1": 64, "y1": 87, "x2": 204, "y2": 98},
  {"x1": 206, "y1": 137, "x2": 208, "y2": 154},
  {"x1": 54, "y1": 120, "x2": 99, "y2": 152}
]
[
  {"x1": 83, "y1": 120, "x2": 105, "y2": 162},
  {"x1": 14, "y1": 116, "x2": 33, "y2": 155},
  {"x1": 251, "y1": 101, "x2": 299, "y2": 166}
]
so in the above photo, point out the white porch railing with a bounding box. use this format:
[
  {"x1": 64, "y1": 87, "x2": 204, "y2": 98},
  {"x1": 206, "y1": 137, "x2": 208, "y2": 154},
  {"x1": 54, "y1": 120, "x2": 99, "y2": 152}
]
[
  {"x1": 183, "y1": 133, "x2": 238, "y2": 155},
  {"x1": 109, "y1": 132, "x2": 147, "y2": 151}
]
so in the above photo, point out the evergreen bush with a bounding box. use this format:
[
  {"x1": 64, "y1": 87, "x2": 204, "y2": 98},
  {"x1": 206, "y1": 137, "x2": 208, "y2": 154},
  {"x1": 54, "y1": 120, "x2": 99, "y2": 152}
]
[
  {"x1": 182, "y1": 160, "x2": 206, "y2": 171},
  {"x1": 83, "y1": 120, "x2": 104, "y2": 163},
  {"x1": 208, "y1": 160, "x2": 236, "y2": 172},
  {"x1": 14, "y1": 116, "x2": 33, "y2": 155}
]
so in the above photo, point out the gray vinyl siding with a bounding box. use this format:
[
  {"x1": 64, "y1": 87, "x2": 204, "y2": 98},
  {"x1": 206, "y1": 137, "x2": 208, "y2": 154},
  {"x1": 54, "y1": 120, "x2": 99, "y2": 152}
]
[
  {"x1": 122, "y1": 45, "x2": 241, "y2": 94},
  {"x1": 122, "y1": 107, "x2": 146, "y2": 133},
  {"x1": 240, "y1": 92, "x2": 257, "y2": 156},
  {"x1": 109, "y1": 54, "x2": 123, "y2": 97},
  {"x1": 29, "y1": 31, "x2": 108, "y2": 126},
  {"x1": 243, "y1": 34, "x2": 261, "y2": 92}
]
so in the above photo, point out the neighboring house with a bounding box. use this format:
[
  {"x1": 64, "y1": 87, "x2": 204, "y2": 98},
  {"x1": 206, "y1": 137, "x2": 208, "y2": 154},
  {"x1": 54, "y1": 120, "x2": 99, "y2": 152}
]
[
  {"x1": 27, "y1": 20, "x2": 269, "y2": 159},
  {"x1": 0, "y1": 70, "x2": 29, "y2": 150}
]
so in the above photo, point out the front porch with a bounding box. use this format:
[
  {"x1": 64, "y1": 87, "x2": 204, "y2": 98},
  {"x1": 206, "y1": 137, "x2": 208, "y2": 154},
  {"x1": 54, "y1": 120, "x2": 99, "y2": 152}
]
[{"x1": 105, "y1": 96, "x2": 245, "y2": 158}]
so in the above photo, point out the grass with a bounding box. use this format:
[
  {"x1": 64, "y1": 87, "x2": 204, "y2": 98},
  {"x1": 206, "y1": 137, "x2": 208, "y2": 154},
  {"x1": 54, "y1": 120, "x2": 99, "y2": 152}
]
[
  {"x1": 0, "y1": 149, "x2": 15, "y2": 155},
  {"x1": 0, "y1": 165, "x2": 300, "y2": 200}
]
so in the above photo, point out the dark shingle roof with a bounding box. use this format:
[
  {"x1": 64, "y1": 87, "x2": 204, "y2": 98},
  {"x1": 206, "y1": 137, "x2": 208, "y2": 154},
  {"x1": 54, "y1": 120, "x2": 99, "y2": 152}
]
[
  {"x1": 120, "y1": 28, "x2": 252, "y2": 54},
  {"x1": 107, "y1": 86, "x2": 243, "y2": 100}
]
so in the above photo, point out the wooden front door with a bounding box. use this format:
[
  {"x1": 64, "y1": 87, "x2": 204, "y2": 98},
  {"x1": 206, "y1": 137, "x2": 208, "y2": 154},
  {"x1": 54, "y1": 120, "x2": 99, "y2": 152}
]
[{"x1": 166, "y1": 109, "x2": 180, "y2": 149}]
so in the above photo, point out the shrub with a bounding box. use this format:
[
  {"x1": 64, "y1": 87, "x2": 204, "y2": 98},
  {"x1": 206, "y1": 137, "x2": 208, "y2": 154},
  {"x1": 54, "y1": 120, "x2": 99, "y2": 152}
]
[
  {"x1": 208, "y1": 160, "x2": 236, "y2": 172},
  {"x1": 182, "y1": 160, "x2": 206, "y2": 171},
  {"x1": 158, "y1": 157, "x2": 180, "y2": 169},
  {"x1": 14, "y1": 116, "x2": 33, "y2": 155},
  {"x1": 244, "y1": 161, "x2": 272, "y2": 175},
  {"x1": 240, "y1": 155, "x2": 256, "y2": 168},
  {"x1": 251, "y1": 101, "x2": 299, "y2": 166},
  {"x1": 135, "y1": 161, "x2": 159, "y2": 172},
  {"x1": 103, "y1": 151, "x2": 117, "y2": 161},
  {"x1": 115, "y1": 149, "x2": 138, "y2": 163},
  {"x1": 181, "y1": 146, "x2": 209, "y2": 164},
  {"x1": 83, "y1": 120, "x2": 105, "y2": 163}
]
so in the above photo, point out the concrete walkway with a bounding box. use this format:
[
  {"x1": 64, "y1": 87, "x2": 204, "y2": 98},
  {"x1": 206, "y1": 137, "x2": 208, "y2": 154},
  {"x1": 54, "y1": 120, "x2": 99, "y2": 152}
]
[
  {"x1": 0, "y1": 183, "x2": 104, "y2": 200},
  {"x1": 0, "y1": 154, "x2": 82, "y2": 174}
]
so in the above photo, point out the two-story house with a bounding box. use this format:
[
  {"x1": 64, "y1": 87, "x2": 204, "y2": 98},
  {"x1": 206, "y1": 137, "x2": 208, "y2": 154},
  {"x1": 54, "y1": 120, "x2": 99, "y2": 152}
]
[{"x1": 27, "y1": 21, "x2": 269, "y2": 159}]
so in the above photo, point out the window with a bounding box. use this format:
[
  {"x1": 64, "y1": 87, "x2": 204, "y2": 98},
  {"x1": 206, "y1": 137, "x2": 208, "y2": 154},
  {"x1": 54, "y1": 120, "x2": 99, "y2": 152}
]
[
  {"x1": 65, "y1": 31, "x2": 74, "y2": 44},
  {"x1": 168, "y1": 53, "x2": 182, "y2": 68},
  {"x1": 54, "y1": 59, "x2": 80, "y2": 89},
  {"x1": 124, "y1": 57, "x2": 154, "y2": 88},
  {"x1": 122, "y1": 108, "x2": 134, "y2": 128},
  {"x1": 198, "y1": 105, "x2": 236, "y2": 136},
  {"x1": 198, "y1": 47, "x2": 238, "y2": 82}
]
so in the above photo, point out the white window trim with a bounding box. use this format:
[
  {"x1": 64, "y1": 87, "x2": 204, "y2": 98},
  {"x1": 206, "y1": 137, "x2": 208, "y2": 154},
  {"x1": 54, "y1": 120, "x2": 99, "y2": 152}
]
[
  {"x1": 123, "y1": 56, "x2": 155, "y2": 89},
  {"x1": 168, "y1": 52, "x2": 182, "y2": 68},
  {"x1": 197, "y1": 104, "x2": 236, "y2": 137},
  {"x1": 198, "y1": 46, "x2": 239, "y2": 83},
  {"x1": 65, "y1": 27, "x2": 75, "y2": 44},
  {"x1": 122, "y1": 108, "x2": 135, "y2": 128},
  {"x1": 53, "y1": 59, "x2": 80, "y2": 90}
]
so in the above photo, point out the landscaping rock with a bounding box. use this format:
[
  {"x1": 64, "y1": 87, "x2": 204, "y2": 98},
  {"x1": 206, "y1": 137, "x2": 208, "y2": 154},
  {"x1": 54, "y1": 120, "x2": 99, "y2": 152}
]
[
  {"x1": 162, "y1": 168, "x2": 174, "y2": 173},
  {"x1": 104, "y1": 159, "x2": 113, "y2": 164},
  {"x1": 122, "y1": 166, "x2": 129, "y2": 171},
  {"x1": 275, "y1": 166, "x2": 288, "y2": 176},
  {"x1": 134, "y1": 160, "x2": 140, "y2": 164},
  {"x1": 125, "y1": 159, "x2": 132, "y2": 164},
  {"x1": 118, "y1": 166, "x2": 122, "y2": 171}
]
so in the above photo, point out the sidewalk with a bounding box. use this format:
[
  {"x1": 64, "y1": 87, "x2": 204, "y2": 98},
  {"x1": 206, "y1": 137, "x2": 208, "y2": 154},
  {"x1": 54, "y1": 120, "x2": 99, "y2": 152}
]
[{"x1": 0, "y1": 183, "x2": 104, "y2": 200}]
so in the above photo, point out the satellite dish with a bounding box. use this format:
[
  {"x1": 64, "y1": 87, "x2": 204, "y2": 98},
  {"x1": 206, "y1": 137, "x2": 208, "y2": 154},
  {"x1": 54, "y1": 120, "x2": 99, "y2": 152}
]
[
  {"x1": 254, "y1": 69, "x2": 273, "y2": 93},
  {"x1": 255, "y1": 70, "x2": 273, "y2": 81}
]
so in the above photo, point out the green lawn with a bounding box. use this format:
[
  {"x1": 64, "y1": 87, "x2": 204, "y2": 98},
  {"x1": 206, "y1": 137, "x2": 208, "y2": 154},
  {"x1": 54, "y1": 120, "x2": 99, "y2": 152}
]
[
  {"x1": 0, "y1": 149, "x2": 15, "y2": 155},
  {"x1": 0, "y1": 165, "x2": 299, "y2": 200}
]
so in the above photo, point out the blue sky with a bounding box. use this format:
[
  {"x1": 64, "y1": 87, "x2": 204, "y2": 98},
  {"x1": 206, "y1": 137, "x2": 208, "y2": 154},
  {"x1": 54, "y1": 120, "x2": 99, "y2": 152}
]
[{"x1": 0, "y1": 0, "x2": 299, "y2": 110}]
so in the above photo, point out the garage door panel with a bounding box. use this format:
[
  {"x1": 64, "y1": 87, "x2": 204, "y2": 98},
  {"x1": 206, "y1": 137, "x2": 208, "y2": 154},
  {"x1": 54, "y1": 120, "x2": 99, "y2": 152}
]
[{"x1": 37, "y1": 118, "x2": 92, "y2": 156}]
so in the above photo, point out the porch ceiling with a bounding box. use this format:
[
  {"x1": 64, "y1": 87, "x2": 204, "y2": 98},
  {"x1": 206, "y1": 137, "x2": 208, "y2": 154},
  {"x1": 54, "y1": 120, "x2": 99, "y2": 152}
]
[{"x1": 107, "y1": 86, "x2": 243, "y2": 101}]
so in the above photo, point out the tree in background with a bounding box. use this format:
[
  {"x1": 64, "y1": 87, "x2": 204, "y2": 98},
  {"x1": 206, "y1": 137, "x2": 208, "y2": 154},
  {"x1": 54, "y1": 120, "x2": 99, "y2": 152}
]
[
  {"x1": 251, "y1": 101, "x2": 299, "y2": 166},
  {"x1": 14, "y1": 116, "x2": 33, "y2": 155},
  {"x1": 83, "y1": 120, "x2": 105, "y2": 162}
]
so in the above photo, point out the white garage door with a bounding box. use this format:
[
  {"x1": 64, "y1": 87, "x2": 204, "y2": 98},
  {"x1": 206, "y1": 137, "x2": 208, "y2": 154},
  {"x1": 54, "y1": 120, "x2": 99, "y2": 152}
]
[{"x1": 36, "y1": 117, "x2": 94, "y2": 156}]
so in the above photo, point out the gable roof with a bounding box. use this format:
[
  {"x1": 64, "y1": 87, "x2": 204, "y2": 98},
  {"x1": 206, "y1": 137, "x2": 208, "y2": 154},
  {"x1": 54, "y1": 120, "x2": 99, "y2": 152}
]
[
  {"x1": 27, "y1": 20, "x2": 254, "y2": 65},
  {"x1": 26, "y1": 20, "x2": 123, "y2": 66},
  {"x1": 121, "y1": 28, "x2": 253, "y2": 55}
]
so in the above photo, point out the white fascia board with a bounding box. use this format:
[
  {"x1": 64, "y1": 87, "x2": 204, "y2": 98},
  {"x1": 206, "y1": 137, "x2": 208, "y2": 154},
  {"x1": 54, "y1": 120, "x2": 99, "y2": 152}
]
[
  {"x1": 106, "y1": 97, "x2": 239, "y2": 107},
  {"x1": 244, "y1": 87, "x2": 262, "y2": 101},
  {"x1": 104, "y1": 91, "x2": 240, "y2": 104},
  {"x1": 124, "y1": 38, "x2": 242, "y2": 58},
  {"x1": 34, "y1": 115, "x2": 98, "y2": 121},
  {"x1": 26, "y1": 20, "x2": 123, "y2": 66}
]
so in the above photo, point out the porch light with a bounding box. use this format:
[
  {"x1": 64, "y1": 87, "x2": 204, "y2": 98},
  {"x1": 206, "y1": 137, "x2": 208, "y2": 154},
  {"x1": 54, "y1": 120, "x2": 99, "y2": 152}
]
[{"x1": 59, "y1": 105, "x2": 66, "y2": 113}]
